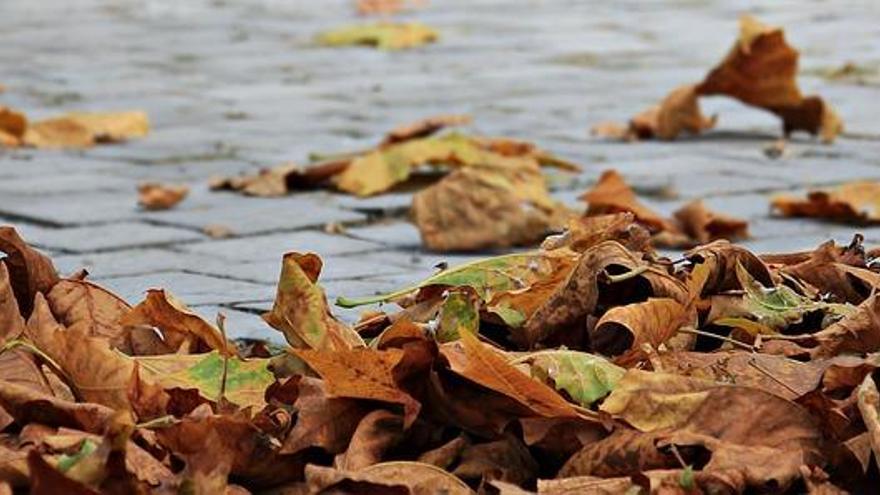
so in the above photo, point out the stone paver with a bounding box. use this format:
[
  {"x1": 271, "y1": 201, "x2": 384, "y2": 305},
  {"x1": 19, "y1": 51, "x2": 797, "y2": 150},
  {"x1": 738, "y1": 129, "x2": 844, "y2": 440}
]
[{"x1": 2, "y1": 0, "x2": 880, "y2": 341}]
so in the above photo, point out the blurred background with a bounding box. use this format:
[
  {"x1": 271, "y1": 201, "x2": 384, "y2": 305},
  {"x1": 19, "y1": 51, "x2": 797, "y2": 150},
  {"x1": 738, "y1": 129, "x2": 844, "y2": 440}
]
[{"x1": 1, "y1": 0, "x2": 879, "y2": 340}]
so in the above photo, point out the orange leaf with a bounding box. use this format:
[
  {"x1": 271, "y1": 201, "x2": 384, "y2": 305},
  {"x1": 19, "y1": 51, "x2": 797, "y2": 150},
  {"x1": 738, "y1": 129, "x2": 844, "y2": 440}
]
[{"x1": 294, "y1": 348, "x2": 421, "y2": 427}]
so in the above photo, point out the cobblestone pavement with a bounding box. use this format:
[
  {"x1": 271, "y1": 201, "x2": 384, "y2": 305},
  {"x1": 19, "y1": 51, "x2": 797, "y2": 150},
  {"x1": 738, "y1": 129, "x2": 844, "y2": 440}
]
[{"x1": 2, "y1": 0, "x2": 880, "y2": 341}]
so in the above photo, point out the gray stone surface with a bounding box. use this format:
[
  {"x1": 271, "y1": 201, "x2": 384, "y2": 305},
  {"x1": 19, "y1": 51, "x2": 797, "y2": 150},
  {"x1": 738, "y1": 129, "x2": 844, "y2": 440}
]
[{"x1": 2, "y1": 0, "x2": 879, "y2": 341}]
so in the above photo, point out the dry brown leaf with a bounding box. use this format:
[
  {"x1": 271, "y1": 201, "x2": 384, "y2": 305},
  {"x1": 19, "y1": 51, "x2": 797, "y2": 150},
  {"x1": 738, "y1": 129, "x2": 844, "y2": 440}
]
[
  {"x1": 452, "y1": 434, "x2": 538, "y2": 486},
  {"x1": 382, "y1": 113, "x2": 470, "y2": 145},
  {"x1": 210, "y1": 163, "x2": 301, "y2": 197},
  {"x1": 202, "y1": 224, "x2": 234, "y2": 239},
  {"x1": 137, "y1": 182, "x2": 189, "y2": 211},
  {"x1": 45, "y1": 279, "x2": 131, "y2": 352},
  {"x1": 334, "y1": 409, "x2": 403, "y2": 471},
  {"x1": 607, "y1": 15, "x2": 842, "y2": 142},
  {"x1": 0, "y1": 380, "x2": 114, "y2": 434},
  {"x1": 0, "y1": 106, "x2": 26, "y2": 146},
  {"x1": 653, "y1": 351, "x2": 826, "y2": 401},
  {"x1": 0, "y1": 226, "x2": 60, "y2": 316},
  {"x1": 630, "y1": 84, "x2": 716, "y2": 140},
  {"x1": 25, "y1": 293, "x2": 135, "y2": 411},
  {"x1": 591, "y1": 297, "x2": 690, "y2": 358},
  {"x1": 0, "y1": 263, "x2": 26, "y2": 344},
  {"x1": 856, "y1": 374, "x2": 880, "y2": 473},
  {"x1": 673, "y1": 199, "x2": 749, "y2": 245},
  {"x1": 412, "y1": 164, "x2": 572, "y2": 252},
  {"x1": 685, "y1": 240, "x2": 773, "y2": 294},
  {"x1": 541, "y1": 212, "x2": 653, "y2": 254},
  {"x1": 813, "y1": 294, "x2": 880, "y2": 358},
  {"x1": 780, "y1": 239, "x2": 875, "y2": 304},
  {"x1": 280, "y1": 376, "x2": 368, "y2": 455},
  {"x1": 155, "y1": 405, "x2": 303, "y2": 486},
  {"x1": 447, "y1": 326, "x2": 579, "y2": 418},
  {"x1": 519, "y1": 240, "x2": 687, "y2": 348},
  {"x1": 262, "y1": 252, "x2": 364, "y2": 350},
  {"x1": 580, "y1": 170, "x2": 675, "y2": 234},
  {"x1": 416, "y1": 435, "x2": 470, "y2": 469},
  {"x1": 305, "y1": 461, "x2": 472, "y2": 495},
  {"x1": 697, "y1": 15, "x2": 842, "y2": 142},
  {"x1": 120, "y1": 289, "x2": 232, "y2": 355},
  {"x1": 773, "y1": 182, "x2": 880, "y2": 224},
  {"x1": 294, "y1": 347, "x2": 421, "y2": 427}
]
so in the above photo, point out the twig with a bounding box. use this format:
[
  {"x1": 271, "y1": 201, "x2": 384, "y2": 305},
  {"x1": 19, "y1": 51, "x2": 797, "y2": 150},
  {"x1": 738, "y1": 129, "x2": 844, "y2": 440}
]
[
  {"x1": 678, "y1": 328, "x2": 754, "y2": 351},
  {"x1": 669, "y1": 443, "x2": 688, "y2": 469},
  {"x1": 136, "y1": 415, "x2": 178, "y2": 430},
  {"x1": 216, "y1": 313, "x2": 230, "y2": 403},
  {"x1": 747, "y1": 358, "x2": 801, "y2": 397}
]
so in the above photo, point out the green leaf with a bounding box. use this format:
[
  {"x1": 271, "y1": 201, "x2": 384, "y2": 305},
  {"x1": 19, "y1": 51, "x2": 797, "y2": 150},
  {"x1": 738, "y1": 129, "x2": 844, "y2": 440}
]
[
  {"x1": 679, "y1": 465, "x2": 695, "y2": 490},
  {"x1": 136, "y1": 351, "x2": 274, "y2": 409},
  {"x1": 516, "y1": 350, "x2": 625, "y2": 407},
  {"x1": 316, "y1": 23, "x2": 438, "y2": 51},
  {"x1": 263, "y1": 252, "x2": 364, "y2": 350},
  {"x1": 337, "y1": 250, "x2": 570, "y2": 308},
  {"x1": 437, "y1": 290, "x2": 479, "y2": 343},
  {"x1": 57, "y1": 439, "x2": 97, "y2": 472},
  {"x1": 729, "y1": 261, "x2": 854, "y2": 331}
]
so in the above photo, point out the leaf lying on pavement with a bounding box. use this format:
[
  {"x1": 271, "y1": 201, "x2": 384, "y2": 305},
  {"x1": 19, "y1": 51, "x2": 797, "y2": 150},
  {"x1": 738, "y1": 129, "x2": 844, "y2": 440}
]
[
  {"x1": 412, "y1": 163, "x2": 573, "y2": 252},
  {"x1": 316, "y1": 22, "x2": 438, "y2": 50},
  {"x1": 0, "y1": 109, "x2": 149, "y2": 149},
  {"x1": 137, "y1": 182, "x2": 189, "y2": 211},
  {"x1": 772, "y1": 181, "x2": 880, "y2": 224},
  {"x1": 581, "y1": 170, "x2": 748, "y2": 248},
  {"x1": 599, "y1": 15, "x2": 842, "y2": 142}
]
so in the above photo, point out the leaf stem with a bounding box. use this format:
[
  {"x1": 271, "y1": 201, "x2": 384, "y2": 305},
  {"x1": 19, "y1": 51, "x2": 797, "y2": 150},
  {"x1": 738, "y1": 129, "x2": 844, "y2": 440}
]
[
  {"x1": 678, "y1": 328, "x2": 754, "y2": 351},
  {"x1": 602, "y1": 265, "x2": 650, "y2": 283}
]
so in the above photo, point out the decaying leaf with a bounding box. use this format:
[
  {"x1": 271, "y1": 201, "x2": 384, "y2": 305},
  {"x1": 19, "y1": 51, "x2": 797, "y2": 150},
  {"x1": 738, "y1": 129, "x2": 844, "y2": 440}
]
[
  {"x1": 212, "y1": 127, "x2": 578, "y2": 201},
  {"x1": 0, "y1": 226, "x2": 60, "y2": 316},
  {"x1": 514, "y1": 350, "x2": 625, "y2": 407},
  {"x1": 592, "y1": 297, "x2": 691, "y2": 358},
  {"x1": 305, "y1": 461, "x2": 472, "y2": 494},
  {"x1": 630, "y1": 84, "x2": 717, "y2": 140},
  {"x1": 605, "y1": 15, "x2": 842, "y2": 141},
  {"x1": 121, "y1": 289, "x2": 232, "y2": 355},
  {"x1": 294, "y1": 347, "x2": 421, "y2": 426},
  {"x1": 137, "y1": 182, "x2": 189, "y2": 211},
  {"x1": 773, "y1": 182, "x2": 880, "y2": 224},
  {"x1": 411, "y1": 163, "x2": 572, "y2": 252},
  {"x1": 24, "y1": 293, "x2": 135, "y2": 411},
  {"x1": 262, "y1": 252, "x2": 364, "y2": 350},
  {"x1": 45, "y1": 279, "x2": 131, "y2": 352},
  {"x1": 5, "y1": 221, "x2": 880, "y2": 492},
  {"x1": 382, "y1": 114, "x2": 470, "y2": 145},
  {"x1": 581, "y1": 170, "x2": 674, "y2": 234},
  {"x1": 135, "y1": 351, "x2": 274, "y2": 410},
  {"x1": 317, "y1": 22, "x2": 438, "y2": 50},
  {"x1": 581, "y1": 171, "x2": 748, "y2": 247},
  {"x1": 857, "y1": 374, "x2": 880, "y2": 473},
  {"x1": 11, "y1": 110, "x2": 149, "y2": 149},
  {"x1": 444, "y1": 325, "x2": 579, "y2": 419}
]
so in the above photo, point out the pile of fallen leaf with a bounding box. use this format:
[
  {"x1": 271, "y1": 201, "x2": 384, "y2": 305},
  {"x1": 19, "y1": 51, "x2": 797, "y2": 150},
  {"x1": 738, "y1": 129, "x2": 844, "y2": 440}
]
[
  {"x1": 0, "y1": 107, "x2": 148, "y2": 149},
  {"x1": 594, "y1": 15, "x2": 843, "y2": 142},
  {"x1": 3, "y1": 216, "x2": 880, "y2": 494}
]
